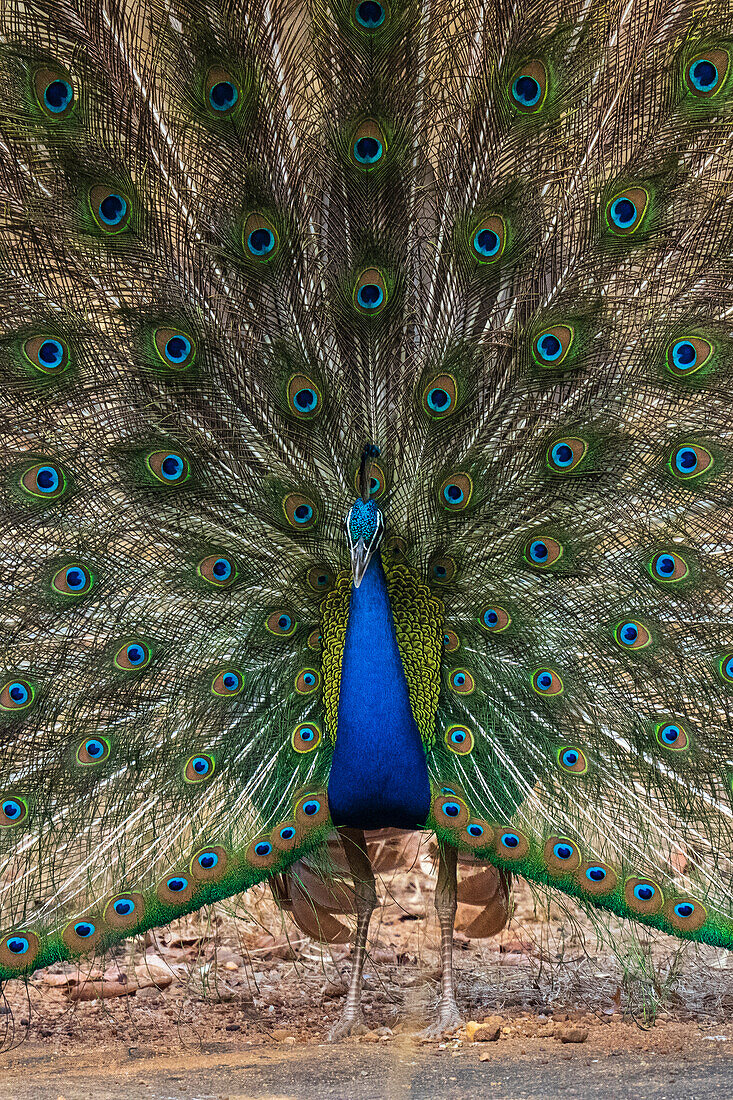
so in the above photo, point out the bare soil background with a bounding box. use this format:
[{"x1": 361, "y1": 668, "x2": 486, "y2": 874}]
[{"x1": 1, "y1": 838, "x2": 732, "y2": 1098}]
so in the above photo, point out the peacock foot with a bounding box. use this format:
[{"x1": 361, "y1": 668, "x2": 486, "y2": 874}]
[
  {"x1": 418, "y1": 1003, "x2": 465, "y2": 1041},
  {"x1": 327, "y1": 1009, "x2": 369, "y2": 1041}
]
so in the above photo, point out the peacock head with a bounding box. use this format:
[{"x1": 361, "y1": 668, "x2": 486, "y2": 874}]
[{"x1": 346, "y1": 497, "x2": 384, "y2": 588}]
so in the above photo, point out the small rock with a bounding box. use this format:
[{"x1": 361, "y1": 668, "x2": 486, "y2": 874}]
[
  {"x1": 271, "y1": 1027, "x2": 296, "y2": 1041},
  {"x1": 466, "y1": 1018, "x2": 502, "y2": 1043},
  {"x1": 557, "y1": 1027, "x2": 588, "y2": 1044},
  {"x1": 225, "y1": 1023, "x2": 241, "y2": 1032},
  {"x1": 283, "y1": 1036, "x2": 297, "y2": 1045},
  {"x1": 361, "y1": 1030, "x2": 380, "y2": 1043}
]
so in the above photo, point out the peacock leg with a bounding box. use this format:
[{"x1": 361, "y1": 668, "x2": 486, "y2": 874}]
[
  {"x1": 419, "y1": 841, "x2": 464, "y2": 1039},
  {"x1": 327, "y1": 828, "x2": 377, "y2": 1041}
]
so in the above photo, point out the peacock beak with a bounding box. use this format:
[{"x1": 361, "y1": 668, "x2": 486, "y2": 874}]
[{"x1": 350, "y1": 537, "x2": 374, "y2": 589}]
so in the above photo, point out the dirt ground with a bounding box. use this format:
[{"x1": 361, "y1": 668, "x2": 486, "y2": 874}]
[{"x1": 1, "y1": 839, "x2": 733, "y2": 1099}]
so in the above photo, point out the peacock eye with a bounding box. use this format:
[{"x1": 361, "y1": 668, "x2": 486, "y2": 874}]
[
  {"x1": 547, "y1": 437, "x2": 588, "y2": 474},
  {"x1": 20, "y1": 461, "x2": 67, "y2": 500},
  {"x1": 115, "y1": 898, "x2": 134, "y2": 915},
  {"x1": 351, "y1": 120, "x2": 386, "y2": 166},
  {"x1": 145, "y1": 450, "x2": 190, "y2": 485},
  {"x1": 557, "y1": 746, "x2": 588, "y2": 774},
  {"x1": 445, "y1": 725, "x2": 474, "y2": 754},
  {"x1": 443, "y1": 630, "x2": 460, "y2": 652},
  {"x1": 481, "y1": 605, "x2": 511, "y2": 633},
  {"x1": 23, "y1": 335, "x2": 69, "y2": 374},
  {"x1": 266, "y1": 610, "x2": 297, "y2": 636},
  {"x1": 613, "y1": 619, "x2": 651, "y2": 650},
  {"x1": 33, "y1": 68, "x2": 75, "y2": 118},
  {"x1": 649, "y1": 550, "x2": 689, "y2": 584},
  {"x1": 52, "y1": 563, "x2": 93, "y2": 597},
  {"x1": 429, "y1": 556, "x2": 456, "y2": 583},
  {"x1": 89, "y1": 186, "x2": 131, "y2": 233},
  {"x1": 655, "y1": 721, "x2": 689, "y2": 751},
  {"x1": 472, "y1": 215, "x2": 506, "y2": 262},
  {"x1": 354, "y1": 269, "x2": 387, "y2": 313},
  {"x1": 287, "y1": 374, "x2": 322, "y2": 418},
  {"x1": 532, "y1": 668, "x2": 564, "y2": 696},
  {"x1": 205, "y1": 68, "x2": 240, "y2": 114},
  {"x1": 555, "y1": 843, "x2": 574, "y2": 860},
  {"x1": 0, "y1": 797, "x2": 28, "y2": 827},
  {"x1": 666, "y1": 336, "x2": 714, "y2": 377},
  {"x1": 669, "y1": 444, "x2": 714, "y2": 480},
  {"x1": 198, "y1": 553, "x2": 237, "y2": 587},
  {"x1": 295, "y1": 668, "x2": 320, "y2": 694},
  {"x1": 0, "y1": 929, "x2": 39, "y2": 969},
  {"x1": 153, "y1": 328, "x2": 196, "y2": 370},
  {"x1": 0, "y1": 679, "x2": 35, "y2": 712},
  {"x1": 587, "y1": 866, "x2": 606, "y2": 882},
  {"x1": 353, "y1": 0, "x2": 388, "y2": 28},
  {"x1": 243, "y1": 213, "x2": 278, "y2": 259},
  {"x1": 307, "y1": 566, "x2": 333, "y2": 592},
  {"x1": 719, "y1": 653, "x2": 733, "y2": 683},
  {"x1": 76, "y1": 737, "x2": 111, "y2": 765},
  {"x1": 422, "y1": 375, "x2": 457, "y2": 418},
  {"x1": 524, "y1": 535, "x2": 563, "y2": 568},
  {"x1": 156, "y1": 872, "x2": 196, "y2": 906},
  {"x1": 448, "y1": 669, "x2": 475, "y2": 694},
  {"x1": 509, "y1": 60, "x2": 548, "y2": 112},
  {"x1": 211, "y1": 669, "x2": 244, "y2": 696},
  {"x1": 625, "y1": 877, "x2": 663, "y2": 913},
  {"x1": 283, "y1": 492, "x2": 318, "y2": 529},
  {"x1": 292, "y1": 722, "x2": 322, "y2": 753},
  {"x1": 114, "y1": 641, "x2": 152, "y2": 670},
  {"x1": 532, "y1": 325, "x2": 574, "y2": 367},
  {"x1": 439, "y1": 473, "x2": 472, "y2": 511},
  {"x1": 184, "y1": 753, "x2": 215, "y2": 783},
  {"x1": 605, "y1": 187, "x2": 649, "y2": 236},
  {"x1": 685, "y1": 50, "x2": 729, "y2": 97}
]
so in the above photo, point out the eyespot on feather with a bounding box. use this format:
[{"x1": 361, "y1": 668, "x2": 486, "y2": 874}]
[
  {"x1": 271, "y1": 821, "x2": 298, "y2": 851},
  {"x1": 495, "y1": 828, "x2": 529, "y2": 860},
  {"x1": 663, "y1": 896, "x2": 707, "y2": 932},
  {"x1": 439, "y1": 473, "x2": 472, "y2": 511},
  {"x1": 481, "y1": 605, "x2": 511, "y2": 633},
  {"x1": 0, "y1": 797, "x2": 28, "y2": 828},
  {"x1": 471, "y1": 215, "x2": 506, "y2": 262},
  {"x1": 544, "y1": 836, "x2": 582, "y2": 874},
  {"x1": 266, "y1": 610, "x2": 297, "y2": 637},
  {"x1": 292, "y1": 722, "x2": 322, "y2": 753},
  {"x1": 51, "y1": 563, "x2": 94, "y2": 597},
  {"x1": 463, "y1": 820, "x2": 493, "y2": 848},
  {"x1": 605, "y1": 187, "x2": 649, "y2": 236},
  {"x1": 283, "y1": 492, "x2": 318, "y2": 530},
  {"x1": 532, "y1": 325, "x2": 574, "y2": 367},
  {"x1": 198, "y1": 554, "x2": 238, "y2": 587},
  {"x1": 351, "y1": 119, "x2": 386, "y2": 167},
  {"x1": 20, "y1": 462, "x2": 67, "y2": 500},
  {"x1": 0, "y1": 679, "x2": 35, "y2": 712},
  {"x1": 445, "y1": 724, "x2": 474, "y2": 754},
  {"x1": 523, "y1": 535, "x2": 563, "y2": 569},
  {"x1": 624, "y1": 876, "x2": 664, "y2": 915},
  {"x1": 532, "y1": 668, "x2": 564, "y2": 696},
  {"x1": 0, "y1": 930, "x2": 40, "y2": 970},
  {"x1": 422, "y1": 375, "x2": 458, "y2": 418},
  {"x1": 546, "y1": 437, "x2": 588, "y2": 474},
  {"x1": 307, "y1": 629, "x2": 322, "y2": 650},
  {"x1": 354, "y1": 268, "x2": 387, "y2": 314},
  {"x1": 184, "y1": 753, "x2": 215, "y2": 783},
  {"x1": 648, "y1": 550, "x2": 689, "y2": 584},
  {"x1": 557, "y1": 746, "x2": 587, "y2": 775},
  {"x1": 211, "y1": 669, "x2": 244, "y2": 696},
  {"x1": 655, "y1": 721, "x2": 689, "y2": 751},
  {"x1": 153, "y1": 328, "x2": 196, "y2": 370},
  {"x1": 448, "y1": 669, "x2": 474, "y2": 694},
  {"x1": 443, "y1": 630, "x2": 460, "y2": 653},
  {"x1": 62, "y1": 917, "x2": 102, "y2": 953},
  {"x1": 295, "y1": 669, "x2": 320, "y2": 694},
  {"x1": 307, "y1": 566, "x2": 334, "y2": 592},
  {"x1": 103, "y1": 892, "x2": 145, "y2": 929},
  {"x1": 76, "y1": 737, "x2": 111, "y2": 765},
  {"x1": 190, "y1": 845, "x2": 228, "y2": 881},
  {"x1": 157, "y1": 874, "x2": 195, "y2": 905},
  {"x1": 23, "y1": 335, "x2": 70, "y2": 374},
  {"x1": 294, "y1": 790, "x2": 329, "y2": 829},
  {"x1": 613, "y1": 620, "x2": 652, "y2": 650},
  {"x1": 33, "y1": 67, "x2": 75, "y2": 119},
  {"x1": 684, "y1": 49, "x2": 729, "y2": 97},
  {"x1": 668, "y1": 444, "x2": 714, "y2": 481},
  {"x1": 145, "y1": 450, "x2": 190, "y2": 485},
  {"x1": 719, "y1": 653, "x2": 733, "y2": 684},
  {"x1": 205, "y1": 67, "x2": 240, "y2": 114},
  {"x1": 433, "y1": 795, "x2": 469, "y2": 828},
  {"x1": 89, "y1": 186, "x2": 131, "y2": 234},
  {"x1": 429, "y1": 555, "x2": 456, "y2": 584},
  {"x1": 243, "y1": 213, "x2": 278, "y2": 260},
  {"x1": 287, "y1": 375, "x2": 322, "y2": 418},
  {"x1": 352, "y1": 462, "x2": 387, "y2": 499},
  {"x1": 509, "y1": 60, "x2": 548, "y2": 113},
  {"x1": 114, "y1": 641, "x2": 152, "y2": 671},
  {"x1": 575, "y1": 861, "x2": 617, "y2": 896},
  {"x1": 666, "y1": 337, "x2": 714, "y2": 378},
  {"x1": 352, "y1": 0, "x2": 390, "y2": 31}
]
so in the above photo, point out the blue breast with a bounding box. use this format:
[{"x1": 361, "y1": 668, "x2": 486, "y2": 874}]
[{"x1": 327, "y1": 555, "x2": 431, "y2": 830}]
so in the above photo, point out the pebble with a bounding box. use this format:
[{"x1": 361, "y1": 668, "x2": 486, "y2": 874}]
[
  {"x1": 557, "y1": 1027, "x2": 589, "y2": 1044},
  {"x1": 466, "y1": 1017, "x2": 502, "y2": 1043}
]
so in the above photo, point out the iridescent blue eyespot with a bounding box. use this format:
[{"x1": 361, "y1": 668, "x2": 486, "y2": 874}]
[
  {"x1": 662, "y1": 724, "x2": 679, "y2": 744},
  {"x1": 293, "y1": 503, "x2": 313, "y2": 524},
  {"x1": 442, "y1": 801, "x2": 461, "y2": 818},
  {"x1": 222, "y1": 673, "x2": 240, "y2": 692},
  {"x1": 2, "y1": 800, "x2": 22, "y2": 821},
  {"x1": 537, "y1": 334, "x2": 561, "y2": 361},
  {"x1": 209, "y1": 81, "x2": 238, "y2": 111},
  {"x1": 127, "y1": 645, "x2": 145, "y2": 666},
  {"x1": 98, "y1": 193, "x2": 127, "y2": 226},
  {"x1": 672, "y1": 340, "x2": 697, "y2": 370},
  {"x1": 467, "y1": 823, "x2": 484, "y2": 837},
  {"x1": 443, "y1": 483, "x2": 464, "y2": 505},
  {"x1": 7, "y1": 936, "x2": 29, "y2": 955},
  {"x1": 586, "y1": 866, "x2": 606, "y2": 882},
  {"x1": 553, "y1": 843, "x2": 574, "y2": 861},
  {"x1": 161, "y1": 454, "x2": 184, "y2": 481},
  {"x1": 356, "y1": 283, "x2": 383, "y2": 310},
  {"x1": 634, "y1": 884, "x2": 655, "y2": 902},
  {"x1": 620, "y1": 622, "x2": 638, "y2": 644},
  {"x1": 193, "y1": 756, "x2": 210, "y2": 775},
  {"x1": 247, "y1": 228, "x2": 275, "y2": 256},
  {"x1": 501, "y1": 833, "x2": 520, "y2": 849},
  {"x1": 36, "y1": 466, "x2": 60, "y2": 494},
  {"x1": 551, "y1": 443, "x2": 573, "y2": 468},
  {"x1": 212, "y1": 558, "x2": 232, "y2": 582},
  {"x1": 113, "y1": 898, "x2": 134, "y2": 916},
  {"x1": 38, "y1": 339, "x2": 65, "y2": 369},
  {"x1": 610, "y1": 197, "x2": 636, "y2": 229},
  {"x1": 44, "y1": 79, "x2": 73, "y2": 113},
  {"x1": 303, "y1": 799, "x2": 321, "y2": 816},
  {"x1": 164, "y1": 335, "x2": 191, "y2": 364},
  {"x1": 473, "y1": 229, "x2": 500, "y2": 257},
  {"x1": 294, "y1": 388, "x2": 318, "y2": 412},
  {"x1": 354, "y1": 136, "x2": 383, "y2": 164},
  {"x1": 74, "y1": 921, "x2": 95, "y2": 938},
  {"x1": 86, "y1": 740, "x2": 104, "y2": 758},
  {"x1": 280, "y1": 826, "x2": 296, "y2": 840},
  {"x1": 8, "y1": 683, "x2": 29, "y2": 706},
  {"x1": 675, "y1": 447, "x2": 698, "y2": 474},
  {"x1": 167, "y1": 877, "x2": 187, "y2": 892},
  {"x1": 674, "y1": 902, "x2": 694, "y2": 919},
  {"x1": 561, "y1": 750, "x2": 578, "y2": 768},
  {"x1": 254, "y1": 841, "x2": 272, "y2": 857},
  {"x1": 655, "y1": 554, "x2": 675, "y2": 576},
  {"x1": 427, "y1": 387, "x2": 451, "y2": 412},
  {"x1": 689, "y1": 59, "x2": 718, "y2": 92},
  {"x1": 512, "y1": 75, "x2": 541, "y2": 107},
  {"x1": 529, "y1": 540, "x2": 548, "y2": 563},
  {"x1": 198, "y1": 851, "x2": 219, "y2": 870},
  {"x1": 355, "y1": 0, "x2": 385, "y2": 27}
]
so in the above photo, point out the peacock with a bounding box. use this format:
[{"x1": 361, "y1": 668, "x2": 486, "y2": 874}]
[{"x1": 2, "y1": 0, "x2": 733, "y2": 1044}]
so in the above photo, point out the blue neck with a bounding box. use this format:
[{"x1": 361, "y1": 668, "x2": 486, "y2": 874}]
[{"x1": 327, "y1": 555, "x2": 431, "y2": 830}]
